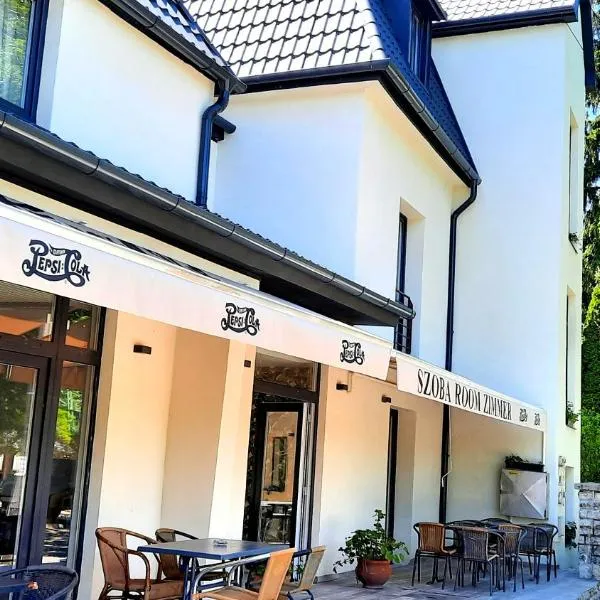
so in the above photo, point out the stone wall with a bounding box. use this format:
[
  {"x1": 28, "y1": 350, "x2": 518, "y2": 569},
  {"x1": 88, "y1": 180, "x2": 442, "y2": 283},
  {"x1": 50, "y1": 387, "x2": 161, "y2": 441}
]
[{"x1": 577, "y1": 483, "x2": 600, "y2": 579}]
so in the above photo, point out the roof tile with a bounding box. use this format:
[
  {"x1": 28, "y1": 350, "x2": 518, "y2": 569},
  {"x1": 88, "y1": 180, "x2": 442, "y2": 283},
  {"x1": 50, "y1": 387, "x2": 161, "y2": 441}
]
[
  {"x1": 438, "y1": 0, "x2": 575, "y2": 21},
  {"x1": 186, "y1": 0, "x2": 477, "y2": 177}
]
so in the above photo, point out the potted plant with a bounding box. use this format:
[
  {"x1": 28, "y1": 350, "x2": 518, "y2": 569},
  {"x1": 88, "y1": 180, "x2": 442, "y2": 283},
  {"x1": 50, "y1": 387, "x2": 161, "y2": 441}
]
[
  {"x1": 504, "y1": 454, "x2": 545, "y2": 472},
  {"x1": 333, "y1": 509, "x2": 407, "y2": 588},
  {"x1": 566, "y1": 401, "x2": 580, "y2": 428}
]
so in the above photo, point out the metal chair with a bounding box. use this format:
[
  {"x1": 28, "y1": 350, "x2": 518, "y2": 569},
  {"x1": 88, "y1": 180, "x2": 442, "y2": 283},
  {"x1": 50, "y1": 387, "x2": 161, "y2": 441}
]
[
  {"x1": 480, "y1": 518, "x2": 511, "y2": 527},
  {"x1": 411, "y1": 523, "x2": 455, "y2": 589},
  {"x1": 0, "y1": 566, "x2": 78, "y2": 600},
  {"x1": 278, "y1": 547, "x2": 325, "y2": 600},
  {"x1": 193, "y1": 548, "x2": 295, "y2": 600},
  {"x1": 96, "y1": 527, "x2": 183, "y2": 600},
  {"x1": 529, "y1": 523, "x2": 558, "y2": 582},
  {"x1": 497, "y1": 524, "x2": 526, "y2": 592}
]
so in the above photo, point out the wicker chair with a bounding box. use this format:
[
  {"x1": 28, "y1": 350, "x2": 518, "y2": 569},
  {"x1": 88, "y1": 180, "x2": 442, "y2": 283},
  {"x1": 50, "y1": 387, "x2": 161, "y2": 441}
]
[
  {"x1": 278, "y1": 547, "x2": 325, "y2": 600},
  {"x1": 411, "y1": 523, "x2": 455, "y2": 588},
  {"x1": 497, "y1": 524, "x2": 525, "y2": 592},
  {"x1": 155, "y1": 528, "x2": 225, "y2": 587},
  {"x1": 193, "y1": 548, "x2": 295, "y2": 600},
  {"x1": 453, "y1": 527, "x2": 501, "y2": 596},
  {"x1": 96, "y1": 527, "x2": 183, "y2": 600},
  {"x1": 0, "y1": 565, "x2": 78, "y2": 600}
]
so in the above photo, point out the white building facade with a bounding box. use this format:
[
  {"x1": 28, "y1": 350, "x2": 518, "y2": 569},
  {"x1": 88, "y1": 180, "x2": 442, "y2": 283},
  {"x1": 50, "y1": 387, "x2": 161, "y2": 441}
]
[{"x1": 0, "y1": 0, "x2": 592, "y2": 595}]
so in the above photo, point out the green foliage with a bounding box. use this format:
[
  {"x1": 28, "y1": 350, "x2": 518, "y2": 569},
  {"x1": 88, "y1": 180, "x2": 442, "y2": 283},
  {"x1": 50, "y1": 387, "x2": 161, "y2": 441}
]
[
  {"x1": 333, "y1": 509, "x2": 408, "y2": 572},
  {"x1": 583, "y1": 287, "x2": 600, "y2": 413},
  {"x1": 0, "y1": 376, "x2": 31, "y2": 455},
  {"x1": 582, "y1": 408, "x2": 600, "y2": 481},
  {"x1": 581, "y1": 5, "x2": 600, "y2": 482},
  {"x1": 54, "y1": 389, "x2": 82, "y2": 458},
  {"x1": 0, "y1": 0, "x2": 33, "y2": 106},
  {"x1": 565, "y1": 521, "x2": 578, "y2": 549}
]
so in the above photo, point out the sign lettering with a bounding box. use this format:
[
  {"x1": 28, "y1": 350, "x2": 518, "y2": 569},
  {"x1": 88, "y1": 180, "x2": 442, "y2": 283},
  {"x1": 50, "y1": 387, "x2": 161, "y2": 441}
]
[
  {"x1": 221, "y1": 303, "x2": 260, "y2": 336},
  {"x1": 340, "y1": 340, "x2": 365, "y2": 365},
  {"x1": 22, "y1": 240, "x2": 90, "y2": 287}
]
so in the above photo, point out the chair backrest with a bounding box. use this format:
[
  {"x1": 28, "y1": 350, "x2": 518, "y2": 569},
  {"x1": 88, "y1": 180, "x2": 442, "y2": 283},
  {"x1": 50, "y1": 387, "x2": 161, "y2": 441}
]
[
  {"x1": 154, "y1": 528, "x2": 198, "y2": 580},
  {"x1": 459, "y1": 527, "x2": 490, "y2": 561},
  {"x1": 519, "y1": 525, "x2": 538, "y2": 552},
  {"x1": 530, "y1": 523, "x2": 558, "y2": 549},
  {"x1": 498, "y1": 524, "x2": 523, "y2": 556},
  {"x1": 96, "y1": 527, "x2": 130, "y2": 588},
  {"x1": 0, "y1": 566, "x2": 79, "y2": 600},
  {"x1": 414, "y1": 523, "x2": 445, "y2": 553},
  {"x1": 481, "y1": 518, "x2": 511, "y2": 526},
  {"x1": 297, "y1": 546, "x2": 326, "y2": 591},
  {"x1": 257, "y1": 548, "x2": 296, "y2": 600}
]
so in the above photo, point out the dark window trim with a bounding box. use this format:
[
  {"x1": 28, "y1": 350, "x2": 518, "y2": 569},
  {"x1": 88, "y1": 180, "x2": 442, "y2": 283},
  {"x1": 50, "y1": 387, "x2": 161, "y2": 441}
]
[
  {"x1": 1, "y1": 0, "x2": 48, "y2": 121},
  {"x1": 0, "y1": 292, "x2": 103, "y2": 569},
  {"x1": 386, "y1": 408, "x2": 398, "y2": 538},
  {"x1": 409, "y1": 4, "x2": 430, "y2": 82},
  {"x1": 397, "y1": 213, "x2": 408, "y2": 295}
]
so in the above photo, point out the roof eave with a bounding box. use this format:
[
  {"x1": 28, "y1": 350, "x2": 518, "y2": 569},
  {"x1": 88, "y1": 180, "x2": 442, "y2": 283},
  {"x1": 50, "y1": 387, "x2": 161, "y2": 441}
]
[
  {"x1": 97, "y1": 0, "x2": 246, "y2": 93},
  {"x1": 432, "y1": 4, "x2": 579, "y2": 37},
  {"x1": 241, "y1": 62, "x2": 479, "y2": 186},
  {"x1": 0, "y1": 110, "x2": 412, "y2": 326}
]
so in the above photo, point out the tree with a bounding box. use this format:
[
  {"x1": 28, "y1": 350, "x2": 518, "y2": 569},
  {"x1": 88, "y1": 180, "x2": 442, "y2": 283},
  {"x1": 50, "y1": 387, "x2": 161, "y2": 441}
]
[{"x1": 582, "y1": 4, "x2": 600, "y2": 481}]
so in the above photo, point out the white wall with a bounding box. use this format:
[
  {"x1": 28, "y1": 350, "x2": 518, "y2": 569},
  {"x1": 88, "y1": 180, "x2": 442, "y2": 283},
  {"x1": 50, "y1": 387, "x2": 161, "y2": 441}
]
[
  {"x1": 213, "y1": 82, "x2": 465, "y2": 353},
  {"x1": 80, "y1": 311, "x2": 177, "y2": 600},
  {"x1": 433, "y1": 21, "x2": 584, "y2": 540},
  {"x1": 313, "y1": 368, "x2": 443, "y2": 575},
  {"x1": 447, "y1": 408, "x2": 544, "y2": 522},
  {"x1": 40, "y1": 0, "x2": 215, "y2": 199}
]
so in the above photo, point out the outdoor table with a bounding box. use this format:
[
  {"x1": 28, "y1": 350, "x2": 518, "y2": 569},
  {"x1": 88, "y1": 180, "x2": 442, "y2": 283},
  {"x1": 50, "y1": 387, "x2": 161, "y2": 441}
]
[{"x1": 138, "y1": 538, "x2": 287, "y2": 600}]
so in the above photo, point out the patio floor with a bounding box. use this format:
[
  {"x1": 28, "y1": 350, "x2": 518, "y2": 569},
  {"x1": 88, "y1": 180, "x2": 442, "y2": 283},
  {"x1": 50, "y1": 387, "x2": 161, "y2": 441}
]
[{"x1": 313, "y1": 559, "x2": 598, "y2": 599}]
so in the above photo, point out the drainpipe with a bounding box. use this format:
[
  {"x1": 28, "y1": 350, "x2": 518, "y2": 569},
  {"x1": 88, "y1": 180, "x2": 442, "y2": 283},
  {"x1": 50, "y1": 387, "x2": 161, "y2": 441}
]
[
  {"x1": 439, "y1": 181, "x2": 479, "y2": 524},
  {"x1": 195, "y1": 82, "x2": 231, "y2": 207}
]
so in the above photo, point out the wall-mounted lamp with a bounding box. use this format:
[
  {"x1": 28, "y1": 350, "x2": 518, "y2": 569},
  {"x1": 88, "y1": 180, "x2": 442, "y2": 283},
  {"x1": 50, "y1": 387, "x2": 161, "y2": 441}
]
[
  {"x1": 336, "y1": 382, "x2": 349, "y2": 391},
  {"x1": 133, "y1": 344, "x2": 152, "y2": 355},
  {"x1": 381, "y1": 395, "x2": 392, "y2": 404}
]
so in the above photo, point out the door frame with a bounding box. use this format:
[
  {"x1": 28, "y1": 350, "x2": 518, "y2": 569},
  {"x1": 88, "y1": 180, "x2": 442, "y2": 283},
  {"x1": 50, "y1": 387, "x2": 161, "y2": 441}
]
[
  {"x1": 386, "y1": 408, "x2": 399, "y2": 539},
  {"x1": 247, "y1": 399, "x2": 304, "y2": 546},
  {"x1": 0, "y1": 349, "x2": 50, "y2": 568},
  {"x1": 0, "y1": 292, "x2": 104, "y2": 572}
]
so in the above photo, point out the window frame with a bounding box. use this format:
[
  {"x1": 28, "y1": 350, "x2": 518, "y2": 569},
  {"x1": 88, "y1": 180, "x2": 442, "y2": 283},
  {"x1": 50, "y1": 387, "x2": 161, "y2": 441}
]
[
  {"x1": 408, "y1": 3, "x2": 430, "y2": 81},
  {"x1": 0, "y1": 0, "x2": 49, "y2": 120}
]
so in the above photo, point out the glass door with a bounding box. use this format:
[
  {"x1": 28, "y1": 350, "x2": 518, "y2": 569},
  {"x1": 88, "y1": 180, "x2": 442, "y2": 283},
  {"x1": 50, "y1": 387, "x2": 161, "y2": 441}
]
[
  {"x1": 0, "y1": 351, "x2": 47, "y2": 570},
  {"x1": 243, "y1": 397, "x2": 303, "y2": 545}
]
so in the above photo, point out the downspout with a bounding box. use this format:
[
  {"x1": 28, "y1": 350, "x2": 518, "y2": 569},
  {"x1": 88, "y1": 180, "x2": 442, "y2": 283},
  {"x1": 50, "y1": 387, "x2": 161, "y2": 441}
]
[
  {"x1": 196, "y1": 82, "x2": 231, "y2": 207},
  {"x1": 439, "y1": 180, "x2": 479, "y2": 524}
]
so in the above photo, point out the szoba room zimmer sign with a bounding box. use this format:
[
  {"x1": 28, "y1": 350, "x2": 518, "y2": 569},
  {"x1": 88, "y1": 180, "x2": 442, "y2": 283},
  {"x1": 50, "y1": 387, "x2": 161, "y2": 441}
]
[{"x1": 395, "y1": 353, "x2": 545, "y2": 432}]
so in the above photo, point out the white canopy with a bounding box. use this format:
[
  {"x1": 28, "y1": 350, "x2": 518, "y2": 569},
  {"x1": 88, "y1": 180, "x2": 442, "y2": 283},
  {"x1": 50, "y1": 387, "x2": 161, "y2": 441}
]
[
  {"x1": 0, "y1": 195, "x2": 547, "y2": 432},
  {"x1": 393, "y1": 351, "x2": 546, "y2": 432},
  {"x1": 0, "y1": 197, "x2": 393, "y2": 379}
]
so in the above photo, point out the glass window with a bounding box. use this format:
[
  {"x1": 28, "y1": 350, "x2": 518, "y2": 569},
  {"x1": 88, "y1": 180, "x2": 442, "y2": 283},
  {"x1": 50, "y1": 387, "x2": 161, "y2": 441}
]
[
  {"x1": 0, "y1": 280, "x2": 55, "y2": 341},
  {"x1": 0, "y1": 0, "x2": 35, "y2": 108},
  {"x1": 66, "y1": 299, "x2": 100, "y2": 350},
  {"x1": 43, "y1": 362, "x2": 94, "y2": 565},
  {"x1": 0, "y1": 361, "x2": 37, "y2": 568}
]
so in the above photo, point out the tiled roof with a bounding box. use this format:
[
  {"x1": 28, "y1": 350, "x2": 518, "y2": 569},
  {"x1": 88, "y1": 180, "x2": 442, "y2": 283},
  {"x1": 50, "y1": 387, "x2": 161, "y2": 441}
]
[
  {"x1": 437, "y1": 0, "x2": 576, "y2": 21},
  {"x1": 187, "y1": 0, "x2": 477, "y2": 179},
  {"x1": 138, "y1": 0, "x2": 230, "y2": 66}
]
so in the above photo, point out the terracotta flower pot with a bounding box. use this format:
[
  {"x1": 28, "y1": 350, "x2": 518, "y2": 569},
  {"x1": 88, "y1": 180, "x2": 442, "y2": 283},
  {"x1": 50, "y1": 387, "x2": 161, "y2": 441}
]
[{"x1": 355, "y1": 558, "x2": 392, "y2": 588}]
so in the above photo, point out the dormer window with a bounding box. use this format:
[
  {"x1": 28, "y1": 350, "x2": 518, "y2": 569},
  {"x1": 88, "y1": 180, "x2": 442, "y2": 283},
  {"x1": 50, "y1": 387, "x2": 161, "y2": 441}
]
[{"x1": 408, "y1": 4, "x2": 430, "y2": 81}]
